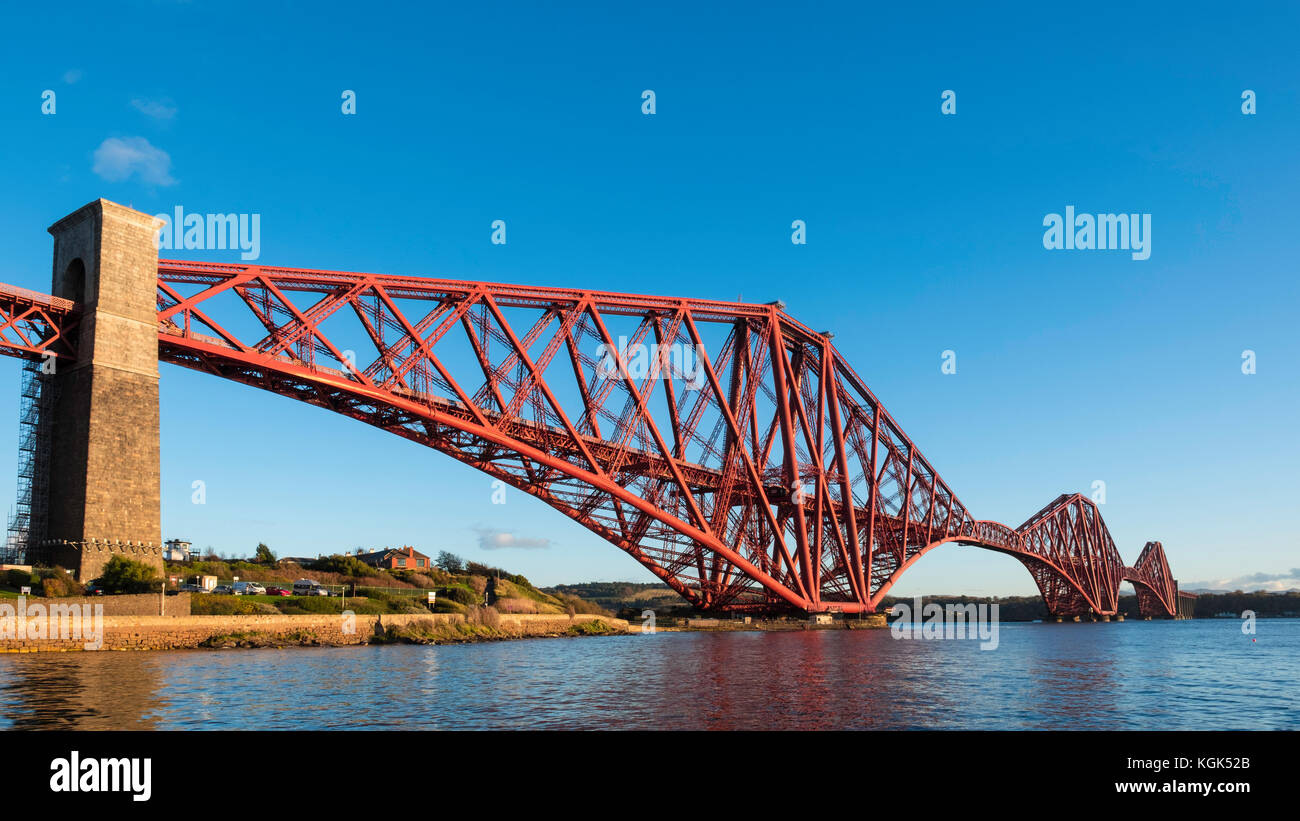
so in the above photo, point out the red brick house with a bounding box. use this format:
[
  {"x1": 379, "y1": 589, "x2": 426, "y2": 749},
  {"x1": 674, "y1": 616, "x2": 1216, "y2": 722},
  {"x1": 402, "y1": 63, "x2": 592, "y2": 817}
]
[{"x1": 356, "y1": 546, "x2": 431, "y2": 571}]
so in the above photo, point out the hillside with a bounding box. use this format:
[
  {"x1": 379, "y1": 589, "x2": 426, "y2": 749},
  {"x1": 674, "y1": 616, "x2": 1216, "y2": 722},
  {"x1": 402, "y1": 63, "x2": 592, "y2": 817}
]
[
  {"x1": 544, "y1": 582, "x2": 689, "y2": 619},
  {"x1": 166, "y1": 553, "x2": 611, "y2": 617}
]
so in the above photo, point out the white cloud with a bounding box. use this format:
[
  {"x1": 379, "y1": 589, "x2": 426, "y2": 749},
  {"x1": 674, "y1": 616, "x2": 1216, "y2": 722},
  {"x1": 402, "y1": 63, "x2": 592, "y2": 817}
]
[
  {"x1": 475, "y1": 527, "x2": 550, "y2": 550},
  {"x1": 1182, "y1": 568, "x2": 1300, "y2": 593},
  {"x1": 92, "y1": 137, "x2": 177, "y2": 186},
  {"x1": 131, "y1": 97, "x2": 177, "y2": 120}
]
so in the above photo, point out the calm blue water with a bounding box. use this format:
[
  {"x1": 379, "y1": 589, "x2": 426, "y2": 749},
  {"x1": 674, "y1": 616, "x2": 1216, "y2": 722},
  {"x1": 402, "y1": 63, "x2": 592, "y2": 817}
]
[{"x1": 0, "y1": 619, "x2": 1294, "y2": 730}]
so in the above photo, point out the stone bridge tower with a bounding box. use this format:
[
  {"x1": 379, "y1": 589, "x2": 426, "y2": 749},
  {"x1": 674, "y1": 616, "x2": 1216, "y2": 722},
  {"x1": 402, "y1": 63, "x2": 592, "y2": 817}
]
[{"x1": 42, "y1": 199, "x2": 162, "y2": 581}]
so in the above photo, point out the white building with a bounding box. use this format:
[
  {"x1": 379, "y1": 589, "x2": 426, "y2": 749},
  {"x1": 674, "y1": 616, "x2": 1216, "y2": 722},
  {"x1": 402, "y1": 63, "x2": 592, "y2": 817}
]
[{"x1": 163, "y1": 538, "x2": 193, "y2": 562}]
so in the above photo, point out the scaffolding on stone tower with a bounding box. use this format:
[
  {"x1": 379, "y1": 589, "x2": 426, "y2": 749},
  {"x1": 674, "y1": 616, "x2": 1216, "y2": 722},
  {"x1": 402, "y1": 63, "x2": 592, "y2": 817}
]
[{"x1": 3, "y1": 359, "x2": 54, "y2": 566}]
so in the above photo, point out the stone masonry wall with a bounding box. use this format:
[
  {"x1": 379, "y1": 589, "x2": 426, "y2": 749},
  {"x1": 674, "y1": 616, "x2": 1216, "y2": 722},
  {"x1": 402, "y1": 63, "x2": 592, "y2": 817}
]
[
  {"x1": 1, "y1": 592, "x2": 189, "y2": 617},
  {"x1": 0, "y1": 611, "x2": 627, "y2": 652},
  {"x1": 45, "y1": 200, "x2": 162, "y2": 582},
  {"x1": 36, "y1": 540, "x2": 165, "y2": 585}
]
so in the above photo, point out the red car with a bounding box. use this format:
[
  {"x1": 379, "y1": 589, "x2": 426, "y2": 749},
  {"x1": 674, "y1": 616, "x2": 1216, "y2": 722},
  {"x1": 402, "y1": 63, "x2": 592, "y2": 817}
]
[{"x1": 265, "y1": 586, "x2": 292, "y2": 597}]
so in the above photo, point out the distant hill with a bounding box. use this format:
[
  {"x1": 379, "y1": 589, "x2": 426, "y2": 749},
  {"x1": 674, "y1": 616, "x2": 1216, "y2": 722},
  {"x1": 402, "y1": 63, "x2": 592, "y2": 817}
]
[
  {"x1": 546, "y1": 583, "x2": 1300, "y2": 621},
  {"x1": 1184, "y1": 587, "x2": 1300, "y2": 594},
  {"x1": 544, "y1": 582, "x2": 687, "y2": 618},
  {"x1": 549, "y1": 584, "x2": 1078, "y2": 621},
  {"x1": 1178, "y1": 590, "x2": 1300, "y2": 618},
  {"x1": 544, "y1": 585, "x2": 1300, "y2": 622}
]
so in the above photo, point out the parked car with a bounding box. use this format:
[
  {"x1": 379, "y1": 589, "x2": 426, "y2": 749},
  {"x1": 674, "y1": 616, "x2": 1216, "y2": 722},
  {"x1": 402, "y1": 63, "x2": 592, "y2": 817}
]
[
  {"x1": 292, "y1": 579, "x2": 330, "y2": 596},
  {"x1": 233, "y1": 581, "x2": 266, "y2": 596},
  {"x1": 265, "y1": 586, "x2": 292, "y2": 597},
  {"x1": 212, "y1": 584, "x2": 235, "y2": 595},
  {"x1": 84, "y1": 581, "x2": 105, "y2": 596},
  {"x1": 177, "y1": 583, "x2": 204, "y2": 593}
]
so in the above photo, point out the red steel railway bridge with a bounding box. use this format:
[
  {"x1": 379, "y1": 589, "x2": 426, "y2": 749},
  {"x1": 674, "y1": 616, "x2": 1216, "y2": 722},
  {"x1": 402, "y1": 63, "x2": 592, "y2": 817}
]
[{"x1": 0, "y1": 200, "x2": 1192, "y2": 618}]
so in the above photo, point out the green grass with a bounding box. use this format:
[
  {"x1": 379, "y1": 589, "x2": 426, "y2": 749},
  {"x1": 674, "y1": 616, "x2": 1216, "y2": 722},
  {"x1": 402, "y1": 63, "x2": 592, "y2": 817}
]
[
  {"x1": 274, "y1": 596, "x2": 396, "y2": 615},
  {"x1": 371, "y1": 618, "x2": 501, "y2": 645},
  {"x1": 191, "y1": 592, "x2": 432, "y2": 616},
  {"x1": 199, "y1": 630, "x2": 323, "y2": 648},
  {"x1": 566, "y1": 619, "x2": 618, "y2": 636},
  {"x1": 497, "y1": 579, "x2": 555, "y2": 604},
  {"x1": 190, "y1": 594, "x2": 278, "y2": 615}
]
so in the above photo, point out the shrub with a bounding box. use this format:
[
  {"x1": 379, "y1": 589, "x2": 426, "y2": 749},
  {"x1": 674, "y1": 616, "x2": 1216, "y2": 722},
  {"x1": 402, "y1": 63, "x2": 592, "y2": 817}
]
[
  {"x1": 567, "y1": 619, "x2": 615, "y2": 636},
  {"x1": 400, "y1": 571, "x2": 449, "y2": 588},
  {"x1": 493, "y1": 597, "x2": 540, "y2": 614},
  {"x1": 432, "y1": 598, "x2": 466, "y2": 614},
  {"x1": 97, "y1": 556, "x2": 162, "y2": 594},
  {"x1": 191, "y1": 595, "x2": 275, "y2": 616},
  {"x1": 41, "y1": 576, "x2": 68, "y2": 597},
  {"x1": 29, "y1": 566, "x2": 81, "y2": 595},
  {"x1": 465, "y1": 561, "x2": 531, "y2": 588},
  {"x1": 309, "y1": 554, "x2": 379, "y2": 578},
  {"x1": 464, "y1": 605, "x2": 501, "y2": 629},
  {"x1": 366, "y1": 592, "x2": 427, "y2": 614},
  {"x1": 440, "y1": 586, "x2": 478, "y2": 606},
  {"x1": 553, "y1": 592, "x2": 610, "y2": 616},
  {"x1": 275, "y1": 597, "x2": 338, "y2": 615},
  {"x1": 4, "y1": 569, "x2": 32, "y2": 589}
]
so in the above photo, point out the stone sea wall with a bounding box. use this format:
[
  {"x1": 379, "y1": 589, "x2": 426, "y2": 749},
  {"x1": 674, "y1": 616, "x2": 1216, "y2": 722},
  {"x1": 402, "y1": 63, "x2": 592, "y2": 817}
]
[{"x1": 0, "y1": 610, "x2": 627, "y2": 652}]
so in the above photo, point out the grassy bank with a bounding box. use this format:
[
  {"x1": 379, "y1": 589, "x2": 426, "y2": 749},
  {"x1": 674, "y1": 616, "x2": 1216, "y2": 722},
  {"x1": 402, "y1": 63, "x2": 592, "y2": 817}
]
[
  {"x1": 372, "y1": 616, "x2": 623, "y2": 645},
  {"x1": 200, "y1": 630, "x2": 326, "y2": 649},
  {"x1": 190, "y1": 614, "x2": 626, "y2": 651},
  {"x1": 190, "y1": 593, "x2": 430, "y2": 616},
  {"x1": 170, "y1": 557, "x2": 613, "y2": 619}
]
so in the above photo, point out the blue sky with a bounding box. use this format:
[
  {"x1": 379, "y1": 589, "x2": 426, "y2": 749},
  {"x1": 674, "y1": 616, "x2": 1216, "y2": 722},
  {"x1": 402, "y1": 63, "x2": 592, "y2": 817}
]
[{"x1": 0, "y1": 1, "x2": 1296, "y2": 595}]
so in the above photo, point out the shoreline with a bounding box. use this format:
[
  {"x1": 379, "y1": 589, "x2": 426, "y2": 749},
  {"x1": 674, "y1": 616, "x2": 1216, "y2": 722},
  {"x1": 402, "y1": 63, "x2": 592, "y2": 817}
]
[
  {"x1": 0, "y1": 611, "x2": 629, "y2": 653},
  {"x1": 1, "y1": 602, "x2": 1213, "y2": 654}
]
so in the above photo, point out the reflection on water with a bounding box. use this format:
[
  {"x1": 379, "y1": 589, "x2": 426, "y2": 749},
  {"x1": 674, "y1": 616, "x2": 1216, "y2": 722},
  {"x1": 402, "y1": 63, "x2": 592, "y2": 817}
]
[{"x1": 0, "y1": 620, "x2": 1295, "y2": 730}]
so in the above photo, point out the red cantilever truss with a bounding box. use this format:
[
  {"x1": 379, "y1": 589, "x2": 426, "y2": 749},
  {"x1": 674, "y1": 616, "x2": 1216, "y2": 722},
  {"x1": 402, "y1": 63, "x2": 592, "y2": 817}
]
[
  {"x1": 0, "y1": 285, "x2": 79, "y2": 361},
  {"x1": 0, "y1": 264, "x2": 1183, "y2": 616},
  {"x1": 1127, "y1": 540, "x2": 1179, "y2": 618}
]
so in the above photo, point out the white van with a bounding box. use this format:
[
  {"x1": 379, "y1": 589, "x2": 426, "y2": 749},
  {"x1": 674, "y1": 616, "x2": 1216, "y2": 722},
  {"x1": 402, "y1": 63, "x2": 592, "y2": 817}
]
[
  {"x1": 187, "y1": 575, "x2": 218, "y2": 592},
  {"x1": 233, "y1": 581, "x2": 266, "y2": 596},
  {"x1": 293, "y1": 579, "x2": 329, "y2": 596}
]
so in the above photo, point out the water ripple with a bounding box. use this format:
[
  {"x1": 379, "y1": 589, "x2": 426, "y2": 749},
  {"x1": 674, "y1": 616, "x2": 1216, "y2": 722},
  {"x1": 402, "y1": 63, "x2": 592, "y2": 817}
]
[{"x1": 0, "y1": 619, "x2": 1295, "y2": 730}]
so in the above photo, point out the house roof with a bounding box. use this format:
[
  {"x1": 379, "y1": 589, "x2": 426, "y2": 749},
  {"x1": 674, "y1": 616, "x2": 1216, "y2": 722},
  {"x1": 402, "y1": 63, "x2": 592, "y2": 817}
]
[{"x1": 355, "y1": 546, "x2": 430, "y2": 564}]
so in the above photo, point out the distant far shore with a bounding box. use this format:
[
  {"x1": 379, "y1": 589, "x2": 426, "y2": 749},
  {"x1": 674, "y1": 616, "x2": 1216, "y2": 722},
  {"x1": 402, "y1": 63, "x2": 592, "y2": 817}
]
[{"x1": 546, "y1": 582, "x2": 1300, "y2": 623}]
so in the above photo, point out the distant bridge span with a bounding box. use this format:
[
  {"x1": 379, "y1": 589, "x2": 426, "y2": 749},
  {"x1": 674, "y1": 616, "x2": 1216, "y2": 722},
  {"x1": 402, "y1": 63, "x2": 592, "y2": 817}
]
[{"x1": 0, "y1": 251, "x2": 1186, "y2": 617}]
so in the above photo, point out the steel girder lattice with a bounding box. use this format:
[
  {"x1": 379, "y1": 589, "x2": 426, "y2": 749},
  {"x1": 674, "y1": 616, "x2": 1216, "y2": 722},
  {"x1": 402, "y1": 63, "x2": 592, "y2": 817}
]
[
  {"x1": 0, "y1": 286, "x2": 78, "y2": 361},
  {"x1": 0, "y1": 264, "x2": 1182, "y2": 617}
]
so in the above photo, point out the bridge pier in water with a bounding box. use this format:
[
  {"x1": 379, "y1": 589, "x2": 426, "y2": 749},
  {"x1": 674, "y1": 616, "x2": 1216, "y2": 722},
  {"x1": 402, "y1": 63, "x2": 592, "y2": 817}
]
[{"x1": 35, "y1": 200, "x2": 162, "y2": 581}]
